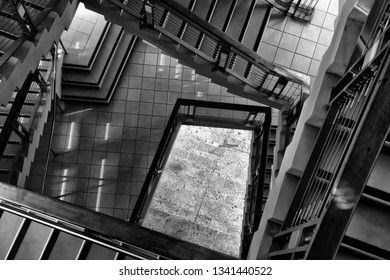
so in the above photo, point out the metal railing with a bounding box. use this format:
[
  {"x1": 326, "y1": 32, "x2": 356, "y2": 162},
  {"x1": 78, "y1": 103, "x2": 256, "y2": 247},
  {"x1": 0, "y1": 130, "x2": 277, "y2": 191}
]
[
  {"x1": 0, "y1": 181, "x2": 235, "y2": 259},
  {"x1": 267, "y1": 0, "x2": 390, "y2": 259},
  {"x1": 270, "y1": 0, "x2": 318, "y2": 21},
  {"x1": 0, "y1": 55, "x2": 48, "y2": 183},
  {"x1": 109, "y1": 0, "x2": 305, "y2": 110},
  {"x1": 365, "y1": 1, "x2": 390, "y2": 54},
  {"x1": 0, "y1": 182, "x2": 166, "y2": 260},
  {"x1": 283, "y1": 44, "x2": 385, "y2": 230},
  {"x1": 0, "y1": 0, "x2": 52, "y2": 67}
]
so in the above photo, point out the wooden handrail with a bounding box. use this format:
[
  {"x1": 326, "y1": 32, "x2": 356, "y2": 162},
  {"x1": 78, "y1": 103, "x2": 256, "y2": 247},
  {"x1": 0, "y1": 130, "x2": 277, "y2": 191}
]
[{"x1": 0, "y1": 181, "x2": 236, "y2": 259}]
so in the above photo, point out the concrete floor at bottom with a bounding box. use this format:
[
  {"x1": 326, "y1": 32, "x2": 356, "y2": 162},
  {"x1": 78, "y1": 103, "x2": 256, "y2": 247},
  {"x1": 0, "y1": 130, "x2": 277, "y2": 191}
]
[{"x1": 142, "y1": 125, "x2": 252, "y2": 257}]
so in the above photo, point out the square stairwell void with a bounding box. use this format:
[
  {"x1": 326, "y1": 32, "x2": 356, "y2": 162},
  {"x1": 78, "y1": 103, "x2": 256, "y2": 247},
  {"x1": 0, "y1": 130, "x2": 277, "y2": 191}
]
[{"x1": 142, "y1": 125, "x2": 252, "y2": 257}]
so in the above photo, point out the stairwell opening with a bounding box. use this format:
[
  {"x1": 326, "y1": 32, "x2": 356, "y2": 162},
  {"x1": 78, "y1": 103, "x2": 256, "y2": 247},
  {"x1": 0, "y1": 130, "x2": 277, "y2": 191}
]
[{"x1": 141, "y1": 125, "x2": 252, "y2": 258}]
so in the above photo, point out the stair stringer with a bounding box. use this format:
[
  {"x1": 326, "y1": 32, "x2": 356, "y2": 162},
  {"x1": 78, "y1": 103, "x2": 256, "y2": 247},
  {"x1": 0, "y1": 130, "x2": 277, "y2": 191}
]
[
  {"x1": 0, "y1": 0, "x2": 78, "y2": 106},
  {"x1": 246, "y1": 0, "x2": 364, "y2": 259}
]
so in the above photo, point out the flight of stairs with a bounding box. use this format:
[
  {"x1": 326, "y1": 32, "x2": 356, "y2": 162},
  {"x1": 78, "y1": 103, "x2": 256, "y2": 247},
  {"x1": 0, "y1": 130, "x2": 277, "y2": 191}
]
[
  {"x1": 0, "y1": 53, "x2": 53, "y2": 187},
  {"x1": 255, "y1": 0, "x2": 390, "y2": 260},
  {"x1": 0, "y1": 0, "x2": 78, "y2": 106},
  {"x1": 60, "y1": 22, "x2": 137, "y2": 103},
  {"x1": 0, "y1": 182, "x2": 235, "y2": 259},
  {"x1": 337, "y1": 138, "x2": 390, "y2": 259},
  {"x1": 83, "y1": 0, "x2": 308, "y2": 110},
  {"x1": 0, "y1": 207, "x2": 149, "y2": 260}
]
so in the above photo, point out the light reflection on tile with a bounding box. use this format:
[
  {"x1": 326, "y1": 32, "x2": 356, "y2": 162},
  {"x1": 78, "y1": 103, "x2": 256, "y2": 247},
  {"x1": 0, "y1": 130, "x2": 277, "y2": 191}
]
[{"x1": 28, "y1": 0, "x2": 340, "y2": 220}]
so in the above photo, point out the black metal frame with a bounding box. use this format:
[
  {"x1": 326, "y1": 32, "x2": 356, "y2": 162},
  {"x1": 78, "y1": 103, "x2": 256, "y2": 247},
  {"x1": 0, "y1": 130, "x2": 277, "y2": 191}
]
[{"x1": 129, "y1": 99, "x2": 271, "y2": 259}]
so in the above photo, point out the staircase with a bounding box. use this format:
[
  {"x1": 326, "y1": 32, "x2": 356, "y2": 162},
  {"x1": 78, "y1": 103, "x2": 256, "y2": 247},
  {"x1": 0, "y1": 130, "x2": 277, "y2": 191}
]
[
  {"x1": 0, "y1": 0, "x2": 78, "y2": 106},
  {"x1": 257, "y1": 0, "x2": 390, "y2": 260},
  {"x1": 337, "y1": 146, "x2": 390, "y2": 259},
  {"x1": 0, "y1": 181, "x2": 235, "y2": 259},
  {"x1": 60, "y1": 21, "x2": 137, "y2": 103},
  {"x1": 83, "y1": 0, "x2": 308, "y2": 110},
  {"x1": 0, "y1": 52, "x2": 53, "y2": 187}
]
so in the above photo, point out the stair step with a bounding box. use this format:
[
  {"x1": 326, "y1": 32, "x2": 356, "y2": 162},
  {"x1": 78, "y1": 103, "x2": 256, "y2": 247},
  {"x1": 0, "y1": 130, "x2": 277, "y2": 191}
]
[
  {"x1": 3, "y1": 143, "x2": 21, "y2": 157},
  {"x1": 23, "y1": 0, "x2": 46, "y2": 11},
  {"x1": 87, "y1": 243, "x2": 117, "y2": 260},
  {"x1": 48, "y1": 231, "x2": 84, "y2": 260},
  {"x1": 0, "y1": 29, "x2": 19, "y2": 41},
  {"x1": 13, "y1": 221, "x2": 52, "y2": 260},
  {"x1": 0, "y1": 212, "x2": 25, "y2": 259},
  {"x1": 226, "y1": 0, "x2": 254, "y2": 41},
  {"x1": 209, "y1": 0, "x2": 235, "y2": 30},
  {"x1": 243, "y1": 2, "x2": 271, "y2": 51},
  {"x1": 0, "y1": 14, "x2": 22, "y2": 35},
  {"x1": 0, "y1": 156, "x2": 16, "y2": 170}
]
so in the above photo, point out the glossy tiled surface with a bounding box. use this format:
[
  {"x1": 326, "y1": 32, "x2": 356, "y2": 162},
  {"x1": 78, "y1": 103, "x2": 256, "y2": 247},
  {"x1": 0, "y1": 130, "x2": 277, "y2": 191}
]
[
  {"x1": 26, "y1": 40, "x2": 260, "y2": 220},
  {"x1": 60, "y1": 3, "x2": 106, "y2": 62},
  {"x1": 259, "y1": 0, "x2": 339, "y2": 80},
  {"x1": 27, "y1": 1, "x2": 339, "y2": 222}
]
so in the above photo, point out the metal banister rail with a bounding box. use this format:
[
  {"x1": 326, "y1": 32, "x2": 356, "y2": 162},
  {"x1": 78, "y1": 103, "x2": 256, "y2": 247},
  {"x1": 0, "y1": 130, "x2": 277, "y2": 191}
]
[
  {"x1": 0, "y1": 0, "x2": 56, "y2": 68},
  {"x1": 109, "y1": 0, "x2": 307, "y2": 110},
  {"x1": 0, "y1": 49, "x2": 53, "y2": 184},
  {"x1": 280, "y1": 0, "x2": 390, "y2": 232},
  {"x1": 283, "y1": 42, "x2": 387, "y2": 230}
]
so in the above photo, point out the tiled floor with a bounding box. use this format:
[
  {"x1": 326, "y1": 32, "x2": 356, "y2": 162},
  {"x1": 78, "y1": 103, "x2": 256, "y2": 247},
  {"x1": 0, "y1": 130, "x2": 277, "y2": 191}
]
[
  {"x1": 26, "y1": 40, "x2": 261, "y2": 220},
  {"x1": 259, "y1": 0, "x2": 338, "y2": 80},
  {"x1": 60, "y1": 3, "x2": 106, "y2": 63},
  {"x1": 26, "y1": 1, "x2": 339, "y2": 221}
]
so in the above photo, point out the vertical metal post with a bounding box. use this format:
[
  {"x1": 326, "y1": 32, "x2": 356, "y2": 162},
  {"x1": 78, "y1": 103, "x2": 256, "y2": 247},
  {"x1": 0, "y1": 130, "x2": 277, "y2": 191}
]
[{"x1": 253, "y1": 108, "x2": 271, "y2": 231}]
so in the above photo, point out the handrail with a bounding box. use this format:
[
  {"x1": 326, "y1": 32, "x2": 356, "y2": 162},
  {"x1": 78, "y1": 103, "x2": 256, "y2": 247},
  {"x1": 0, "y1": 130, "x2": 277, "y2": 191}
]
[
  {"x1": 281, "y1": 39, "x2": 390, "y2": 233},
  {"x1": 0, "y1": 0, "x2": 56, "y2": 68},
  {"x1": 283, "y1": 45, "x2": 387, "y2": 230},
  {"x1": 0, "y1": 56, "x2": 48, "y2": 183},
  {"x1": 0, "y1": 71, "x2": 34, "y2": 158},
  {"x1": 0, "y1": 181, "x2": 236, "y2": 259}
]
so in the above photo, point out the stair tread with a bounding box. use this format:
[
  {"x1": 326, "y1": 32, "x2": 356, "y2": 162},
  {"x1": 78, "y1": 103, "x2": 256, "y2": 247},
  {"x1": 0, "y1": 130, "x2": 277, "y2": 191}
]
[
  {"x1": 226, "y1": 0, "x2": 254, "y2": 41},
  {"x1": 209, "y1": 0, "x2": 234, "y2": 29},
  {"x1": 242, "y1": 2, "x2": 270, "y2": 51},
  {"x1": 0, "y1": 157, "x2": 16, "y2": 169}
]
